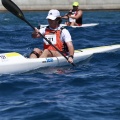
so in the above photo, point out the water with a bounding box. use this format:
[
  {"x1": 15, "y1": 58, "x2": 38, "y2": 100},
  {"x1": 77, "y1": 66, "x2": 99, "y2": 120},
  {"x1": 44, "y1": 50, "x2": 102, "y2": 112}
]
[{"x1": 0, "y1": 10, "x2": 120, "y2": 120}]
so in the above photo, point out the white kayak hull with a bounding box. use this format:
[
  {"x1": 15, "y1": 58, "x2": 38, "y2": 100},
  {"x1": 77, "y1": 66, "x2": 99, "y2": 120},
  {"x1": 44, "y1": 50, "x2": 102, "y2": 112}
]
[
  {"x1": 40, "y1": 23, "x2": 99, "y2": 28},
  {"x1": 0, "y1": 44, "x2": 120, "y2": 74}
]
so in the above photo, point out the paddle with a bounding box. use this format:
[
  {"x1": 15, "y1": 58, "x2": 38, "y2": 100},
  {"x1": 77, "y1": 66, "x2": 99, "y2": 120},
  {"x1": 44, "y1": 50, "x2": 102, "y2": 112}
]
[{"x1": 2, "y1": 0, "x2": 75, "y2": 66}]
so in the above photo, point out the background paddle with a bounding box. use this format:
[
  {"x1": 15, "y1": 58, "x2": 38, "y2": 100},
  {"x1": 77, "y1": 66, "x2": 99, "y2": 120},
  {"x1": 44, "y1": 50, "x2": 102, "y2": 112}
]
[{"x1": 2, "y1": 0, "x2": 75, "y2": 66}]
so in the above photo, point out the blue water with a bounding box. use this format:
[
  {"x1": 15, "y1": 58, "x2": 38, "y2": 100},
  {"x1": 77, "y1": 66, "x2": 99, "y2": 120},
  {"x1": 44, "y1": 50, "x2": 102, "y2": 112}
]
[{"x1": 0, "y1": 10, "x2": 120, "y2": 120}]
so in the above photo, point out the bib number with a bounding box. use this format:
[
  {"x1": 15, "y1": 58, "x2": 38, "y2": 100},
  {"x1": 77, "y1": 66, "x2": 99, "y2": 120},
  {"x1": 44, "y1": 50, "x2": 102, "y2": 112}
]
[{"x1": 44, "y1": 34, "x2": 56, "y2": 45}]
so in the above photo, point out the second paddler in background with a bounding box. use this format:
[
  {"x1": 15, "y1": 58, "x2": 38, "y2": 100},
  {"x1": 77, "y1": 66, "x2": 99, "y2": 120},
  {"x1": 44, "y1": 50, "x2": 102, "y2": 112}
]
[{"x1": 62, "y1": 1, "x2": 83, "y2": 26}]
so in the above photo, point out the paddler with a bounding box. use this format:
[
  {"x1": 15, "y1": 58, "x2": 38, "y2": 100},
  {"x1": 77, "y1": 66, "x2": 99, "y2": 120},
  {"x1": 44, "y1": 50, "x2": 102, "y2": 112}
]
[
  {"x1": 62, "y1": 1, "x2": 83, "y2": 26},
  {"x1": 30, "y1": 9, "x2": 74, "y2": 64}
]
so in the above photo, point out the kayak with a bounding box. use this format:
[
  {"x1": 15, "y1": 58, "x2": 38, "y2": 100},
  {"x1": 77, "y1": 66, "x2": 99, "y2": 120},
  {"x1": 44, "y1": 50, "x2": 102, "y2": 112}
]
[
  {"x1": 68, "y1": 23, "x2": 99, "y2": 28},
  {"x1": 40, "y1": 23, "x2": 99, "y2": 28},
  {"x1": 0, "y1": 44, "x2": 120, "y2": 74}
]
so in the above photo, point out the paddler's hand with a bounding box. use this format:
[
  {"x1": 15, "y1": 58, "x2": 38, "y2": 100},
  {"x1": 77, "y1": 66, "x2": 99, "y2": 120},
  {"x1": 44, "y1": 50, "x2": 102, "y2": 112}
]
[
  {"x1": 32, "y1": 27, "x2": 40, "y2": 38},
  {"x1": 68, "y1": 55, "x2": 74, "y2": 63}
]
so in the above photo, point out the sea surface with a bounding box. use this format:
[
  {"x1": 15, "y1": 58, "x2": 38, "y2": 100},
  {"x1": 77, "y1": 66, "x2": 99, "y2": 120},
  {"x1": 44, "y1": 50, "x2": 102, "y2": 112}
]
[{"x1": 0, "y1": 10, "x2": 120, "y2": 120}]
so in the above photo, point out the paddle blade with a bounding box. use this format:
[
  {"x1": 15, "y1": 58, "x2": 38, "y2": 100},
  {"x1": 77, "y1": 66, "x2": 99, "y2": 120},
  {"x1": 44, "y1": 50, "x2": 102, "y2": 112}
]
[{"x1": 2, "y1": 0, "x2": 25, "y2": 21}]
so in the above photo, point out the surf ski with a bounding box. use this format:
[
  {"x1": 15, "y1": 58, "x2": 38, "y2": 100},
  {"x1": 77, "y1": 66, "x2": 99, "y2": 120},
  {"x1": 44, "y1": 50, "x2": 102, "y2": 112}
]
[
  {"x1": 0, "y1": 44, "x2": 120, "y2": 74},
  {"x1": 40, "y1": 23, "x2": 99, "y2": 28}
]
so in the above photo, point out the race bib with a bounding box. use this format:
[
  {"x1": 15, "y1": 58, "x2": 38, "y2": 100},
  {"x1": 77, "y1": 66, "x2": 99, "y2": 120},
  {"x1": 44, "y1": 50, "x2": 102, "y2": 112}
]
[
  {"x1": 69, "y1": 15, "x2": 76, "y2": 22},
  {"x1": 44, "y1": 34, "x2": 56, "y2": 45}
]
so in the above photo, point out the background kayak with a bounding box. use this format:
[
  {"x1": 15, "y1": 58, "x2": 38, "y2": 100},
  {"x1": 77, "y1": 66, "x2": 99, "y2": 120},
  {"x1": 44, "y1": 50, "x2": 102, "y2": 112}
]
[{"x1": 40, "y1": 23, "x2": 99, "y2": 28}]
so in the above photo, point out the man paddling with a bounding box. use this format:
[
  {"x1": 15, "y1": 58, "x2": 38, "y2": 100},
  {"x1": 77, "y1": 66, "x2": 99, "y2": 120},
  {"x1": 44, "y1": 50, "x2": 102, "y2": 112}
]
[
  {"x1": 62, "y1": 1, "x2": 83, "y2": 26},
  {"x1": 30, "y1": 9, "x2": 74, "y2": 64}
]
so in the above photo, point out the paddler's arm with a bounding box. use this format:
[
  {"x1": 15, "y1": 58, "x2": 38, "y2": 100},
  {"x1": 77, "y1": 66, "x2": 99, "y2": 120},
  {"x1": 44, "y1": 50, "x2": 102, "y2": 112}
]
[
  {"x1": 32, "y1": 27, "x2": 41, "y2": 38},
  {"x1": 69, "y1": 10, "x2": 82, "y2": 19},
  {"x1": 66, "y1": 41, "x2": 74, "y2": 63},
  {"x1": 61, "y1": 11, "x2": 72, "y2": 19},
  {"x1": 61, "y1": 15, "x2": 69, "y2": 19}
]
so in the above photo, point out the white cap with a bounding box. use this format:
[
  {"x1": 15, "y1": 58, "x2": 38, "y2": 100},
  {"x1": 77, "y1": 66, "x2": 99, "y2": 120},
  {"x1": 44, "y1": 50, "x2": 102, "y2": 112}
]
[{"x1": 46, "y1": 9, "x2": 60, "y2": 20}]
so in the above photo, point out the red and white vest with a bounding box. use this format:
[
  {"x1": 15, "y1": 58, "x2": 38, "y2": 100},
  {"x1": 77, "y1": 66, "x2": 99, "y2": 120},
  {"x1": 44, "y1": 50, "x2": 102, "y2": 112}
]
[
  {"x1": 43, "y1": 27, "x2": 64, "y2": 51},
  {"x1": 69, "y1": 9, "x2": 82, "y2": 25}
]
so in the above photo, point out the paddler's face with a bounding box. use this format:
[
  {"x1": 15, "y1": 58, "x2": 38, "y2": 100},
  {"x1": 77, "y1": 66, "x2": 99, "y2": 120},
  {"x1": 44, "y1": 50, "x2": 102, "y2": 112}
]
[
  {"x1": 73, "y1": 6, "x2": 78, "y2": 11},
  {"x1": 48, "y1": 19, "x2": 58, "y2": 28}
]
